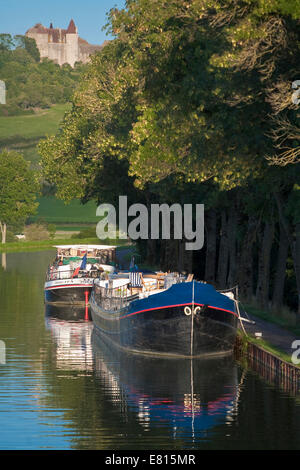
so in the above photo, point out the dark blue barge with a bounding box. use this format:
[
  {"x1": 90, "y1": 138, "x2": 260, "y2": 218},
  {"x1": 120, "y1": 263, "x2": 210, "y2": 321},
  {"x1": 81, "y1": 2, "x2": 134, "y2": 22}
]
[{"x1": 90, "y1": 275, "x2": 238, "y2": 358}]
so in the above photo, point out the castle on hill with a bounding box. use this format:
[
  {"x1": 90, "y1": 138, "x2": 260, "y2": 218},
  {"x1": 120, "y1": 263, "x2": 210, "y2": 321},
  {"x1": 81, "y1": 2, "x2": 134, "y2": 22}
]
[{"x1": 26, "y1": 19, "x2": 104, "y2": 67}]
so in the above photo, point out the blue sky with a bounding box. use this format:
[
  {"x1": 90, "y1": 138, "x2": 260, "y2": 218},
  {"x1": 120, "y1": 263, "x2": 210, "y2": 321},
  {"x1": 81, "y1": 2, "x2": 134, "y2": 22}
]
[{"x1": 0, "y1": 0, "x2": 125, "y2": 45}]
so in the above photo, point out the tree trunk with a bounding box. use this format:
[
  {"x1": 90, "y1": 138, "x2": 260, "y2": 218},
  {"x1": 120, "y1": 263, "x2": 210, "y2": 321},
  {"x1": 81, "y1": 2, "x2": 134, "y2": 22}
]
[
  {"x1": 216, "y1": 210, "x2": 229, "y2": 289},
  {"x1": 227, "y1": 206, "x2": 238, "y2": 287},
  {"x1": 238, "y1": 216, "x2": 258, "y2": 301},
  {"x1": 0, "y1": 222, "x2": 7, "y2": 244},
  {"x1": 272, "y1": 222, "x2": 289, "y2": 312},
  {"x1": 160, "y1": 240, "x2": 167, "y2": 271},
  {"x1": 161, "y1": 239, "x2": 179, "y2": 272},
  {"x1": 204, "y1": 209, "x2": 217, "y2": 285},
  {"x1": 255, "y1": 221, "x2": 275, "y2": 310},
  {"x1": 294, "y1": 222, "x2": 300, "y2": 315},
  {"x1": 146, "y1": 238, "x2": 157, "y2": 266},
  {"x1": 177, "y1": 239, "x2": 185, "y2": 273},
  {"x1": 182, "y1": 242, "x2": 193, "y2": 274},
  {"x1": 274, "y1": 192, "x2": 300, "y2": 315}
]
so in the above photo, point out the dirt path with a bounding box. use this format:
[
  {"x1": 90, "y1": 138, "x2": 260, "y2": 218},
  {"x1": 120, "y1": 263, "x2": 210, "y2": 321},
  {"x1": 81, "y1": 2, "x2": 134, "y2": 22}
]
[{"x1": 240, "y1": 312, "x2": 300, "y2": 356}]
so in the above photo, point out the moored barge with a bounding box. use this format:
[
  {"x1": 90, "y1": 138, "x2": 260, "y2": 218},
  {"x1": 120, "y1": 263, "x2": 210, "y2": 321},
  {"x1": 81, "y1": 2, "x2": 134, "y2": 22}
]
[
  {"x1": 44, "y1": 244, "x2": 117, "y2": 305},
  {"x1": 90, "y1": 272, "x2": 239, "y2": 358}
]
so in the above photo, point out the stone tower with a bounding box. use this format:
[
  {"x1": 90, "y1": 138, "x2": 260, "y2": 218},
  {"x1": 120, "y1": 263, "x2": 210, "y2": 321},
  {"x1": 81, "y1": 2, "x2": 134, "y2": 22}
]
[
  {"x1": 26, "y1": 20, "x2": 103, "y2": 67},
  {"x1": 65, "y1": 19, "x2": 79, "y2": 67}
]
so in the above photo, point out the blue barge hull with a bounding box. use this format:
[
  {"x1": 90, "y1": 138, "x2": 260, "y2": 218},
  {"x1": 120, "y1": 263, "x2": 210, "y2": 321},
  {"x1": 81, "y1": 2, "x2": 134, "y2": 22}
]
[{"x1": 90, "y1": 281, "x2": 238, "y2": 358}]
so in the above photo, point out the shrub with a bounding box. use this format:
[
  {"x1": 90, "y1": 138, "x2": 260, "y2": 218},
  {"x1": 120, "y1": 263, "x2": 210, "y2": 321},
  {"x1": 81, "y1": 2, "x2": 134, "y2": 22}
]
[
  {"x1": 71, "y1": 227, "x2": 96, "y2": 239},
  {"x1": 24, "y1": 223, "x2": 49, "y2": 241},
  {"x1": 47, "y1": 224, "x2": 56, "y2": 239}
]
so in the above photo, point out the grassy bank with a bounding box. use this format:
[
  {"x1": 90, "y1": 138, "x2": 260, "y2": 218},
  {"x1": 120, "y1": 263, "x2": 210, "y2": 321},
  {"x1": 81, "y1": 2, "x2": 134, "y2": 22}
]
[
  {"x1": 237, "y1": 299, "x2": 300, "y2": 366},
  {"x1": 0, "y1": 237, "x2": 130, "y2": 254},
  {"x1": 0, "y1": 104, "x2": 69, "y2": 140},
  {"x1": 242, "y1": 302, "x2": 300, "y2": 337},
  {"x1": 0, "y1": 103, "x2": 101, "y2": 230},
  {"x1": 237, "y1": 329, "x2": 295, "y2": 365}
]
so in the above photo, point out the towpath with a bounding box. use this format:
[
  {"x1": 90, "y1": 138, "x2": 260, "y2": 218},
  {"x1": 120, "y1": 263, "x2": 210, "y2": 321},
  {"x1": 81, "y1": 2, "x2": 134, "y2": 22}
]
[{"x1": 240, "y1": 312, "x2": 300, "y2": 357}]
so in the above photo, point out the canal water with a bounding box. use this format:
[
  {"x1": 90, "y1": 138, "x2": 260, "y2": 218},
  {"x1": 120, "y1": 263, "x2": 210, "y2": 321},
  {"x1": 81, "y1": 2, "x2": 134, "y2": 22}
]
[{"x1": 0, "y1": 250, "x2": 300, "y2": 450}]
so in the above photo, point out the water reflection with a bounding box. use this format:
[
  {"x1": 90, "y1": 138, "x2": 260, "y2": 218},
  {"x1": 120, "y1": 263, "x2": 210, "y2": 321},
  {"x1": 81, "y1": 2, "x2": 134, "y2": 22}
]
[
  {"x1": 45, "y1": 303, "x2": 243, "y2": 445},
  {"x1": 45, "y1": 303, "x2": 91, "y2": 322},
  {"x1": 1, "y1": 252, "x2": 6, "y2": 271},
  {"x1": 45, "y1": 305, "x2": 93, "y2": 372},
  {"x1": 91, "y1": 329, "x2": 242, "y2": 442},
  {"x1": 1, "y1": 250, "x2": 300, "y2": 450}
]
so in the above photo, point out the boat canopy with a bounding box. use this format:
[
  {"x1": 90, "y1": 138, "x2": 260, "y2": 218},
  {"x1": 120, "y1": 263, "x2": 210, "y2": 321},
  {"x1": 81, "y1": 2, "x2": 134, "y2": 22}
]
[
  {"x1": 54, "y1": 245, "x2": 117, "y2": 251},
  {"x1": 53, "y1": 244, "x2": 117, "y2": 262}
]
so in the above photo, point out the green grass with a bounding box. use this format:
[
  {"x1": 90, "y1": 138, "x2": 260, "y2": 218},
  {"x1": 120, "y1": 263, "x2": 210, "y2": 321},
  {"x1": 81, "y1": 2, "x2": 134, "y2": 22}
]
[
  {"x1": 237, "y1": 330, "x2": 299, "y2": 367},
  {"x1": 55, "y1": 225, "x2": 93, "y2": 231},
  {"x1": 0, "y1": 103, "x2": 70, "y2": 165},
  {"x1": 243, "y1": 302, "x2": 300, "y2": 337},
  {"x1": 246, "y1": 334, "x2": 294, "y2": 364},
  {"x1": 0, "y1": 104, "x2": 69, "y2": 141},
  {"x1": 0, "y1": 237, "x2": 129, "y2": 253},
  {"x1": 31, "y1": 196, "x2": 100, "y2": 224},
  {"x1": 238, "y1": 302, "x2": 300, "y2": 366},
  {"x1": 0, "y1": 103, "x2": 104, "y2": 230},
  {"x1": 0, "y1": 104, "x2": 100, "y2": 226}
]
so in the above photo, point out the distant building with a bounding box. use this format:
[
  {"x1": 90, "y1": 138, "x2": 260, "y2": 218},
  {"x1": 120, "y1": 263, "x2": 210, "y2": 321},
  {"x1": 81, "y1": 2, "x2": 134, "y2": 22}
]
[
  {"x1": 0, "y1": 81, "x2": 6, "y2": 104},
  {"x1": 25, "y1": 19, "x2": 105, "y2": 67}
]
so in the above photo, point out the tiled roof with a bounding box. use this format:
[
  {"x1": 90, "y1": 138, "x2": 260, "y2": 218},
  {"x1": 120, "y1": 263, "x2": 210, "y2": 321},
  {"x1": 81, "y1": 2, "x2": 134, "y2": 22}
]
[
  {"x1": 27, "y1": 20, "x2": 77, "y2": 42},
  {"x1": 67, "y1": 19, "x2": 77, "y2": 34}
]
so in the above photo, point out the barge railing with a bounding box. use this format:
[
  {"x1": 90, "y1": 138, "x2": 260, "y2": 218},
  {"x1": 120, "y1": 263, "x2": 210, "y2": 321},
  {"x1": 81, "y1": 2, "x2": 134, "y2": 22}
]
[
  {"x1": 92, "y1": 281, "x2": 137, "y2": 312},
  {"x1": 46, "y1": 266, "x2": 101, "y2": 281}
]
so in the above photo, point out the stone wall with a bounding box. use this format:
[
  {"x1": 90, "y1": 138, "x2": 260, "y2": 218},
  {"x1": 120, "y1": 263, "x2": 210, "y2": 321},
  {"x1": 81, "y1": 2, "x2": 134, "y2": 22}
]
[{"x1": 26, "y1": 23, "x2": 104, "y2": 67}]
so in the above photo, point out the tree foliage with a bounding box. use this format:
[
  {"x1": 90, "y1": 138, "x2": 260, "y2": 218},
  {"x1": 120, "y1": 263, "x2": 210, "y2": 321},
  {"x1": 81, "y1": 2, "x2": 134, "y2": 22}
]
[
  {"x1": 0, "y1": 150, "x2": 40, "y2": 243},
  {"x1": 39, "y1": 0, "x2": 300, "y2": 312},
  {"x1": 0, "y1": 34, "x2": 87, "y2": 115}
]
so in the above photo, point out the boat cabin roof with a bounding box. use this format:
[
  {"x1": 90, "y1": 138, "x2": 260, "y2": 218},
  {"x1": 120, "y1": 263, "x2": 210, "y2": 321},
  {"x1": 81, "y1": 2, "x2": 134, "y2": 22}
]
[
  {"x1": 54, "y1": 244, "x2": 117, "y2": 251},
  {"x1": 54, "y1": 244, "x2": 117, "y2": 258}
]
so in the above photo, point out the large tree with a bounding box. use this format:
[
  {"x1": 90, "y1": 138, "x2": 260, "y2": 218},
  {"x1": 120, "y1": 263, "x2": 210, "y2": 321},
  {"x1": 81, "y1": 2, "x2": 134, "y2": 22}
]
[{"x1": 0, "y1": 150, "x2": 39, "y2": 243}]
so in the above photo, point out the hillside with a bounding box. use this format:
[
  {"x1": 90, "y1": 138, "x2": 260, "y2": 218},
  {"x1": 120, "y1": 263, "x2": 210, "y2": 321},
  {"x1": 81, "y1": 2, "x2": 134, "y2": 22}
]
[
  {"x1": 0, "y1": 33, "x2": 86, "y2": 115},
  {"x1": 0, "y1": 103, "x2": 69, "y2": 166},
  {"x1": 0, "y1": 104, "x2": 98, "y2": 231},
  {"x1": 30, "y1": 196, "x2": 99, "y2": 225},
  {"x1": 0, "y1": 32, "x2": 97, "y2": 232}
]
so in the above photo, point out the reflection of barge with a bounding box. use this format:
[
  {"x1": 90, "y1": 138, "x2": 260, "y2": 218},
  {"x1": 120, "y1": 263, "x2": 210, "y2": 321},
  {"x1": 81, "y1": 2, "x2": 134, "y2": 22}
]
[
  {"x1": 45, "y1": 303, "x2": 92, "y2": 321},
  {"x1": 45, "y1": 314, "x2": 93, "y2": 371},
  {"x1": 90, "y1": 272, "x2": 239, "y2": 358},
  {"x1": 44, "y1": 244, "x2": 116, "y2": 305},
  {"x1": 92, "y1": 329, "x2": 241, "y2": 438}
]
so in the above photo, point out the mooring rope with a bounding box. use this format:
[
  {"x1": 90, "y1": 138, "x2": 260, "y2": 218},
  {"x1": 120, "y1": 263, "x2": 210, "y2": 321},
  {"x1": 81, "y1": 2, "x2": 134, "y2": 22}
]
[{"x1": 190, "y1": 280, "x2": 195, "y2": 357}]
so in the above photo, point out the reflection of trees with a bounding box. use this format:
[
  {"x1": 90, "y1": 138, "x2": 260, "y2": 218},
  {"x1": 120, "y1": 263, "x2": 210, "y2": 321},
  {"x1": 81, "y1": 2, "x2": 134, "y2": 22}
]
[
  {"x1": 211, "y1": 369, "x2": 300, "y2": 450},
  {"x1": 1, "y1": 252, "x2": 6, "y2": 271},
  {"x1": 0, "y1": 251, "x2": 53, "y2": 358}
]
